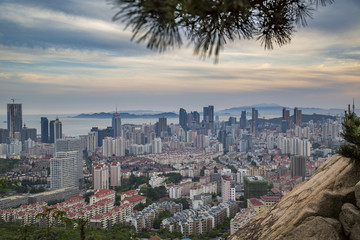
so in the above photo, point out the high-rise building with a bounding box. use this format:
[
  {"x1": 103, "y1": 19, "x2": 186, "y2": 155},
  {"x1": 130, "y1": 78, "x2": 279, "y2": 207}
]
[
  {"x1": 251, "y1": 108, "x2": 258, "y2": 136},
  {"x1": 112, "y1": 111, "x2": 122, "y2": 138},
  {"x1": 240, "y1": 111, "x2": 247, "y2": 129},
  {"x1": 41, "y1": 117, "x2": 49, "y2": 143},
  {"x1": 152, "y1": 137, "x2": 162, "y2": 154},
  {"x1": 290, "y1": 155, "x2": 306, "y2": 180},
  {"x1": 203, "y1": 105, "x2": 214, "y2": 134},
  {"x1": 56, "y1": 138, "x2": 83, "y2": 188},
  {"x1": 157, "y1": 117, "x2": 167, "y2": 137},
  {"x1": 179, "y1": 108, "x2": 187, "y2": 130},
  {"x1": 0, "y1": 129, "x2": 9, "y2": 144},
  {"x1": 50, "y1": 118, "x2": 62, "y2": 143},
  {"x1": 221, "y1": 175, "x2": 236, "y2": 201},
  {"x1": 92, "y1": 162, "x2": 109, "y2": 190},
  {"x1": 281, "y1": 107, "x2": 291, "y2": 132},
  {"x1": 7, "y1": 103, "x2": 22, "y2": 140},
  {"x1": 110, "y1": 161, "x2": 121, "y2": 187},
  {"x1": 87, "y1": 131, "x2": 98, "y2": 153},
  {"x1": 243, "y1": 176, "x2": 268, "y2": 200},
  {"x1": 203, "y1": 105, "x2": 214, "y2": 123},
  {"x1": 50, "y1": 151, "x2": 78, "y2": 189},
  {"x1": 294, "y1": 107, "x2": 302, "y2": 127},
  {"x1": 21, "y1": 125, "x2": 37, "y2": 142}
]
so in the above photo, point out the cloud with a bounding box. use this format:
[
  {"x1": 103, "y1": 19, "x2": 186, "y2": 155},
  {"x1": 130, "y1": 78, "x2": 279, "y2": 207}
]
[{"x1": 0, "y1": 0, "x2": 359, "y2": 114}]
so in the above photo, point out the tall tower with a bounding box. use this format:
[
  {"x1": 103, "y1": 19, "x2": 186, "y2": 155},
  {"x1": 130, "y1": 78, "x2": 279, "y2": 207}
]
[
  {"x1": 7, "y1": 102, "x2": 22, "y2": 140},
  {"x1": 50, "y1": 118, "x2": 62, "y2": 143},
  {"x1": 112, "y1": 110, "x2": 122, "y2": 138},
  {"x1": 41, "y1": 117, "x2": 49, "y2": 143},
  {"x1": 294, "y1": 107, "x2": 302, "y2": 127},
  {"x1": 179, "y1": 108, "x2": 187, "y2": 130},
  {"x1": 203, "y1": 105, "x2": 214, "y2": 123},
  {"x1": 251, "y1": 108, "x2": 258, "y2": 136},
  {"x1": 240, "y1": 111, "x2": 247, "y2": 129}
]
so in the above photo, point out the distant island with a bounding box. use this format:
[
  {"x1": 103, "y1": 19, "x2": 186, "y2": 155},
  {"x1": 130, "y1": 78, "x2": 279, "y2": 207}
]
[{"x1": 73, "y1": 112, "x2": 178, "y2": 119}]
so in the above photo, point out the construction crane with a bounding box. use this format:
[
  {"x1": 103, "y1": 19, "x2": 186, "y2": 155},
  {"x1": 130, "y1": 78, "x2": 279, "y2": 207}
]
[{"x1": 10, "y1": 98, "x2": 21, "y2": 103}]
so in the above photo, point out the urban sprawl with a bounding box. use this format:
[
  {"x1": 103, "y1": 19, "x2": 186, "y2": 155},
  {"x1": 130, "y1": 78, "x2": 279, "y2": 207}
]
[{"x1": 0, "y1": 103, "x2": 346, "y2": 237}]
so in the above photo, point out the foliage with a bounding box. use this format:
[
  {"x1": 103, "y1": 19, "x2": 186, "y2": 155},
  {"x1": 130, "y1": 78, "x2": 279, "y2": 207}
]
[
  {"x1": 339, "y1": 105, "x2": 360, "y2": 162},
  {"x1": 0, "y1": 176, "x2": 19, "y2": 196},
  {"x1": 139, "y1": 185, "x2": 167, "y2": 201},
  {"x1": 163, "y1": 172, "x2": 183, "y2": 184},
  {"x1": 0, "y1": 158, "x2": 20, "y2": 174},
  {"x1": 153, "y1": 210, "x2": 172, "y2": 229},
  {"x1": 110, "y1": 0, "x2": 333, "y2": 62},
  {"x1": 200, "y1": 166, "x2": 206, "y2": 176},
  {"x1": 192, "y1": 176, "x2": 200, "y2": 182},
  {"x1": 83, "y1": 192, "x2": 94, "y2": 204},
  {"x1": 0, "y1": 220, "x2": 138, "y2": 240},
  {"x1": 134, "y1": 198, "x2": 153, "y2": 211},
  {"x1": 213, "y1": 166, "x2": 218, "y2": 173},
  {"x1": 116, "y1": 175, "x2": 150, "y2": 193},
  {"x1": 173, "y1": 198, "x2": 189, "y2": 210}
]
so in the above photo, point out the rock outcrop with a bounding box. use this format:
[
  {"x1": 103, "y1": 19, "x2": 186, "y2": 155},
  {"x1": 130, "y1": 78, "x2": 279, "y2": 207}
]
[{"x1": 229, "y1": 155, "x2": 360, "y2": 240}]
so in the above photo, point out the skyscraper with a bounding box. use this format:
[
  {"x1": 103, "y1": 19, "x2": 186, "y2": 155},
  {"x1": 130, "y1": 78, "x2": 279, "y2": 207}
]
[
  {"x1": 203, "y1": 105, "x2": 214, "y2": 123},
  {"x1": 7, "y1": 103, "x2": 22, "y2": 140},
  {"x1": 50, "y1": 151, "x2": 78, "y2": 189},
  {"x1": 41, "y1": 117, "x2": 49, "y2": 143},
  {"x1": 179, "y1": 108, "x2": 187, "y2": 130},
  {"x1": 240, "y1": 111, "x2": 247, "y2": 129},
  {"x1": 50, "y1": 118, "x2": 62, "y2": 143},
  {"x1": 294, "y1": 107, "x2": 302, "y2": 127},
  {"x1": 203, "y1": 105, "x2": 214, "y2": 134},
  {"x1": 21, "y1": 125, "x2": 37, "y2": 142},
  {"x1": 251, "y1": 108, "x2": 258, "y2": 136},
  {"x1": 112, "y1": 111, "x2": 122, "y2": 138},
  {"x1": 290, "y1": 155, "x2": 306, "y2": 180},
  {"x1": 157, "y1": 117, "x2": 167, "y2": 137},
  {"x1": 281, "y1": 107, "x2": 291, "y2": 132}
]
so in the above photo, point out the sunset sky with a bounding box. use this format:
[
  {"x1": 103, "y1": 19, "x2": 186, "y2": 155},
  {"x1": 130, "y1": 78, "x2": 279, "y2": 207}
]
[{"x1": 0, "y1": 0, "x2": 359, "y2": 114}]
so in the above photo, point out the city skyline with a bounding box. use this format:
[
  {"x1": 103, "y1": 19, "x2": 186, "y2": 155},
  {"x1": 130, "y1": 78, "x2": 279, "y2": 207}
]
[{"x1": 0, "y1": 0, "x2": 359, "y2": 114}]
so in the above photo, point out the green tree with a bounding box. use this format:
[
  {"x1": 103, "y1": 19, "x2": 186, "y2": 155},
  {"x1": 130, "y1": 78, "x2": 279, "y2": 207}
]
[
  {"x1": 339, "y1": 105, "x2": 360, "y2": 162},
  {"x1": 110, "y1": 0, "x2": 333, "y2": 62}
]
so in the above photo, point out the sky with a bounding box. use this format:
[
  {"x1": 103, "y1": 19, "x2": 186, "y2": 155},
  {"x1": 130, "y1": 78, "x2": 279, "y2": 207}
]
[{"x1": 0, "y1": 0, "x2": 359, "y2": 115}]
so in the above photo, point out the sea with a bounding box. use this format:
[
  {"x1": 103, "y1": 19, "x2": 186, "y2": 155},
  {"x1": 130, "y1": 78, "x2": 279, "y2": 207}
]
[{"x1": 0, "y1": 113, "x2": 282, "y2": 137}]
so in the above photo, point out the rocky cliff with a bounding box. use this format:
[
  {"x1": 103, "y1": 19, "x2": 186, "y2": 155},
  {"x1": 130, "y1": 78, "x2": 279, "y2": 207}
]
[{"x1": 229, "y1": 155, "x2": 360, "y2": 240}]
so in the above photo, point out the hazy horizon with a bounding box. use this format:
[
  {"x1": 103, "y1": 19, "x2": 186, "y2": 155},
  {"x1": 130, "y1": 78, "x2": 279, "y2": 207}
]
[{"x1": 0, "y1": 0, "x2": 359, "y2": 114}]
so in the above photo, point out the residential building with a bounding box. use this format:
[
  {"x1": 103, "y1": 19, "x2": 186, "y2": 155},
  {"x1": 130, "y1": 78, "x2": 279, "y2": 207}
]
[
  {"x1": 110, "y1": 161, "x2": 121, "y2": 187},
  {"x1": 93, "y1": 162, "x2": 109, "y2": 190},
  {"x1": 7, "y1": 103, "x2": 22, "y2": 140}
]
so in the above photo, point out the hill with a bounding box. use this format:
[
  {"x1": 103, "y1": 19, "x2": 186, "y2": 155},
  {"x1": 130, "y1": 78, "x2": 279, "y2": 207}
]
[{"x1": 229, "y1": 155, "x2": 360, "y2": 240}]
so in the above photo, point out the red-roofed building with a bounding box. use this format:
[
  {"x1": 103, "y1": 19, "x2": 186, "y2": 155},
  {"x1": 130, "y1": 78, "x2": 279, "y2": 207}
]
[
  {"x1": 122, "y1": 195, "x2": 146, "y2": 207},
  {"x1": 247, "y1": 198, "x2": 265, "y2": 215},
  {"x1": 90, "y1": 189, "x2": 115, "y2": 205},
  {"x1": 260, "y1": 195, "x2": 281, "y2": 208},
  {"x1": 119, "y1": 189, "x2": 138, "y2": 201}
]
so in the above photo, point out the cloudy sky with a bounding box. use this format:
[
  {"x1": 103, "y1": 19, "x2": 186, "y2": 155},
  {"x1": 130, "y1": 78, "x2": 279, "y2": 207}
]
[{"x1": 0, "y1": 0, "x2": 359, "y2": 115}]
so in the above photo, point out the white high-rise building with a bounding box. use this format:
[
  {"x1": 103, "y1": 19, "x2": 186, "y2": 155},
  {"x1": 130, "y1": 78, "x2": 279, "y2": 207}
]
[
  {"x1": 93, "y1": 162, "x2": 109, "y2": 190},
  {"x1": 110, "y1": 161, "x2": 121, "y2": 187},
  {"x1": 115, "y1": 137, "x2": 125, "y2": 156},
  {"x1": 152, "y1": 138, "x2": 162, "y2": 154},
  {"x1": 87, "y1": 131, "x2": 98, "y2": 153},
  {"x1": 56, "y1": 138, "x2": 83, "y2": 188},
  {"x1": 102, "y1": 137, "x2": 113, "y2": 157},
  {"x1": 50, "y1": 151, "x2": 78, "y2": 189}
]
